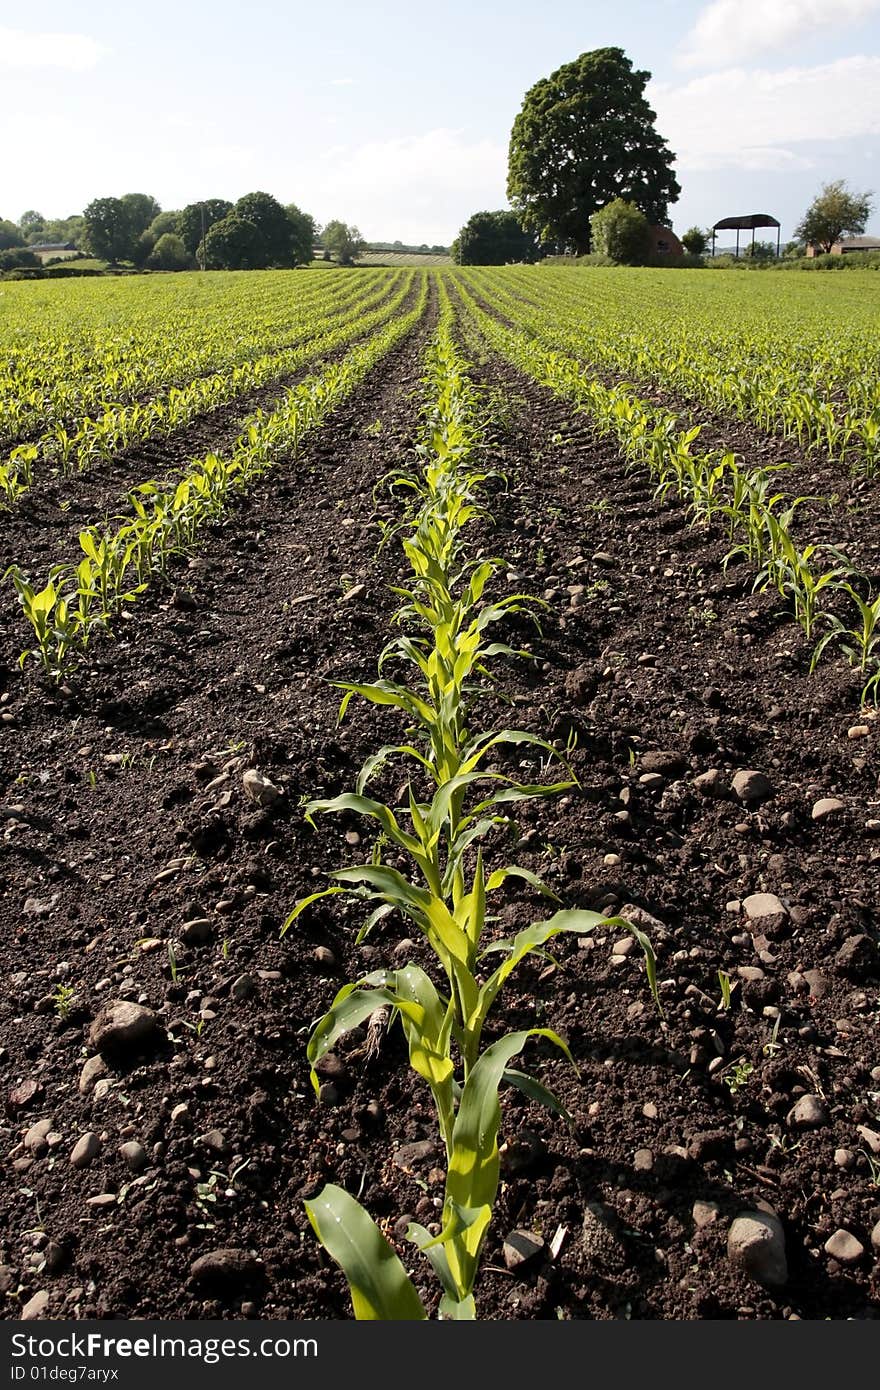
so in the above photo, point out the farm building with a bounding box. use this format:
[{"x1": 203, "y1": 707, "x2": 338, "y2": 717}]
[
  {"x1": 650, "y1": 225, "x2": 683, "y2": 257},
  {"x1": 805, "y1": 235, "x2": 880, "y2": 256}
]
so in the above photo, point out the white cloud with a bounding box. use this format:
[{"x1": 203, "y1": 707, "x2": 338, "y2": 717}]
[
  {"x1": 0, "y1": 26, "x2": 107, "y2": 71},
  {"x1": 305, "y1": 128, "x2": 508, "y2": 243},
  {"x1": 651, "y1": 56, "x2": 880, "y2": 171},
  {"x1": 678, "y1": 0, "x2": 880, "y2": 69}
]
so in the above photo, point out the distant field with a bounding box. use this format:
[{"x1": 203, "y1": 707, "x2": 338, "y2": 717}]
[{"x1": 357, "y1": 251, "x2": 452, "y2": 266}]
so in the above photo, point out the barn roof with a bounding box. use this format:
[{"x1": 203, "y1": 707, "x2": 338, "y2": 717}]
[{"x1": 712, "y1": 214, "x2": 780, "y2": 231}]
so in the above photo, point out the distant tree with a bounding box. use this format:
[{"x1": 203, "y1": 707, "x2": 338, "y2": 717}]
[
  {"x1": 742, "y1": 239, "x2": 777, "y2": 261},
  {"x1": 0, "y1": 219, "x2": 24, "y2": 250},
  {"x1": 41, "y1": 215, "x2": 86, "y2": 247},
  {"x1": 201, "y1": 215, "x2": 267, "y2": 270},
  {"x1": 148, "y1": 210, "x2": 180, "y2": 239},
  {"x1": 322, "y1": 220, "x2": 365, "y2": 265},
  {"x1": 0, "y1": 247, "x2": 41, "y2": 271},
  {"x1": 508, "y1": 47, "x2": 680, "y2": 254},
  {"x1": 285, "y1": 203, "x2": 317, "y2": 265},
  {"x1": 147, "y1": 233, "x2": 191, "y2": 271},
  {"x1": 19, "y1": 210, "x2": 46, "y2": 242},
  {"x1": 234, "y1": 192, "x2": 294, "y2": 266},
  {"x1": 453, "y1": 210, "x2": 539, "y2": 265},
  {"x1": 83, "y1": 197, "x2": 135, "y2": 263},
  {"x1": 131, "y1": 230, "x2": 157, "y2": 268},
  {"x1": 589, "y1": 199, "x2": 652, "y2": 264},
  {"x1": 782, "y1": 239, "x2": 804, "y2": 259},
  {"x1": 177, "y1": 200, "x2": 233, "y2": 257},
  {"x1": 795, "y1": 179, "x2": 873, "y2": 254},
  {"x1": 681, "y1": 225, "x2": 709, "y2": 256},
  {"x1": 120, "y1": 193, "x2": 161, "y2": 236}
]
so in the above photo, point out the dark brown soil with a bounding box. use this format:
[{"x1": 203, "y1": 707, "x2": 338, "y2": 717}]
[{"x1": 1, "y1": 308, "x2": 878, "y2": 1323}]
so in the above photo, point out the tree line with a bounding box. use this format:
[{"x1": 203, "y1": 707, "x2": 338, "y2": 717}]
[{"x1": 0, "y1": 193, "x2": 367, "y2": 271}]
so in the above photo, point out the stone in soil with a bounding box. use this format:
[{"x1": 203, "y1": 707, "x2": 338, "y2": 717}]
[
  {"x1": 190, "y1": 1248, "x2": 264, "y2": 1288},
  {"x1": 242, "y1": 769, "x2": 281, "y2": 806},
  {"x1": 727, "y1": 1212, "x2": 787, "y2": 1288},
  {"x1": 503, "y1": 1229, "x2": 545, "y2": 1272},
  {"x1": 69, "y1": 1132, "x2": 100, "y2": 1168},
  {"x1": 786, "y1": 1095, "x2": 829, "y2": 1130},
  {"x1": 731, "y1": 770, "x2": 773, "y2": 805},
  {"x1": 89, "y1": 1001, "x2": 160, "y2": 1054},
  {"x1": 811, "y1": 797, "x2": 845, "y2": 821},
  {"x1": 823, "y1": 1230, "x2": 864, "y2": 1263}
]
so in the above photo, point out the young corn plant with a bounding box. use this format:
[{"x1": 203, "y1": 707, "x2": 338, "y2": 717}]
[{"x1": 290, "y1": 314, "x2": 658, "y2": 1320}]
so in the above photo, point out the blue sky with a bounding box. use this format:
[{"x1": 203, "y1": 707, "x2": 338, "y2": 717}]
[{"x1": 2, "y1": 0, "x2": 879, "y2": 244}]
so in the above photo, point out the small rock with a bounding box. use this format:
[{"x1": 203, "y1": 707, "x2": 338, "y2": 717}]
[
  {"x1": 241, "y1": 769, "x2": 281, "y2": 807},
  {"x1": 393, "y1": 1139, "x2": 438, "y2": 1170},
  {"x1": 639, "y1": 772, "x2": 665, "y2": 791},
  {"x1": 24, "y1": 1118, "x2": 54, "y2": 1156},
  {"x1": 317, "y1": 1083, "x2": 338, "y2": 1105},
  {"x1": 181, "y1": 918, "x2": 213, "y2": 944},
  {"x1": 231, "y1": 973, "x2": 256, "y2": 1001},
  {"x1": 641, "y1": 750, "x2": 685, "y2": 775},
  {"x1": 848, "y1": 725, "x2": 870, "y2": 739},
  {"x1": 313, "y1": 946, "x2": 336, "y2": 967},
  {"x1": 870, "y1": 1220, "x2": 880, "y2": 1252},
  {"x1": 89, "y1": 1001, "x2": 160, "y2": 1054},
  {"x1": 70, "y1": 1132, "x2": 100, "y2": 1168},
  {"x1": 823, "y1": 1229, "x2": 864, "y2": 1263},
  {"x1": 314, "y1": 1053, "x2": 347, "y2": 1081},
  {"x1": 786, "y1": 1095, "x2": 828, "y2": 1130},
  {"x1": 592, "y1": 552, "x2": 617, "y2": 568},
  {"x1": 79, "y1": 1055, "x2": 108, "y2": 1094},
  {"x1": 727, "y1": 1212, "x2": 787, "y2": 1287},
  {"x1": 743, "y1": 893, "x2": 788, "y2": 924},
  {"x1": 503, "y1": 1229, "x2": 544, "y2": 1271},
  {"x1": 7, "y1": 1078, "x2": 42, "y2": 1110},
  {"x1": 732, "y1": 770, "x2": 773, "y2": 805},
  {"x1": 803, "y1": 968, "x2": 829, "y2": 998},
  {"x1": 856, "y1": 1125, "x2": 880, "y2": 1155},
  {"x1": 21, "y1": 1290, "x2": 50, "y2": 1320},
  {"x1": 633, "y1": 1148, "x2": 653, "y2": 1172},
  {"x1": 693, "y1": 769, "x2": 726, "y2": 798},
  {"x1": 612, "y1": 937, "x2": 635, "y2": 957},
  {"x1": 834, "y1": 1148, "x2": 855, "y2": 1170},
  {"x1": 835, "y1": 934, "x2": 876, "y2": 975},
  {"x1": 692, "y1": 1200, "x2": 719, "y2": 1228},
  {"x1": 198, "y1": 1129, "x2": 228, "y2": 1154},
  {"x1": 86, "y1": 1193, "x2": 117, "y2": 1210},
  {"x1": 119, "y1": 1141, "x2": 148, "y2": 1172},
  {"x1": 190, "y1": 1249, "x2": 263, "y2": 1288},
  {"x1": 811, "y1": 797, "x2": 845, "y2": 822},
  {"x1": 339, "y1": 583, "x2": 366, "y2": 604}
]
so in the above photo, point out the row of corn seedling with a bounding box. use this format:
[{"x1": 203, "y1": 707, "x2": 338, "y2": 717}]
[
  {"x1": 455, "y1": 281, "x2": 880, "y2": 707},
  {"x1": 466, "y1": 268, "x2": 880, "y2": 478},
  {"x1": 286, "y1": 292, "x2": 658, "y2": 1319},
  {"x1": 0, "y1": 268, "x2": 394, "y2": 448},
  {"x1": 0, "y1": 273, "x2": 412, "y2": 509},
  {"x1": 5, "y1": 280, "x2": 429, "y2": 679}
]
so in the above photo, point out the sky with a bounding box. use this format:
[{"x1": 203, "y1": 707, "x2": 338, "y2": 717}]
[{"x1": 2, "y1": 0, "x2": 879, "y2": 245}]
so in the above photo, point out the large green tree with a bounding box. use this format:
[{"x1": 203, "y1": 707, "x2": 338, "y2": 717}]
[
  {"x1": 322, "y1": 220, "x2": 365, "y2": 266},
  {"x1": 83, "y1": 197, "x2": 135, "y2": 263},
  {"x1": 120, "y1": 193, "x2": 161, "y2": 236},
  {"x1": 177, "y1": 200, "x2": 233, "y2": 257},
  {"x1": 589, "y1": 199, "x2": 652, "y2": 264},
  {"x1": 234, "y1": 191, "x2": 294, "y2": 266},
  {"x1": 285, "y1": 203, "x2": 317, "y2": 266},
  {"x1": 507, "y1": 47, "x2": 680, "y2": 255},
  {"x1": 794, "y1": 180, "x2": 873, "y2": 254},
  {"x1": 0, "y1": 219, "x2": 24, "y2": 250},
  {"x1": 201, "y1": 215, "x2": 267, "y2": 270},
  {"x1": 452, "y1": 210, "x2": 539, "y2": 265}
]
